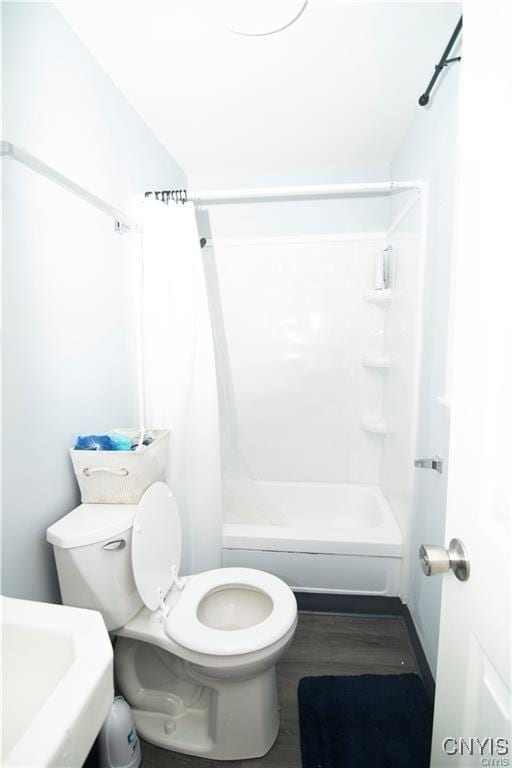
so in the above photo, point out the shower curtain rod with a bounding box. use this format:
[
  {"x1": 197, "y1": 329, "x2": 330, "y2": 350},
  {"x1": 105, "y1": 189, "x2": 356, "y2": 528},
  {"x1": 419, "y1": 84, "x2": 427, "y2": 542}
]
[
  {"x1": 419, "y1": 16, "x2": 462, "y2": 107},
  {"x1": 3, "y1": 141, "x2": 424, "y2": 239},
  {"x1": 1, "y1": 141, "x2": 140, "y2": 233},
  {"x1": 187, "y1": 180, "x2": 423, "y2": 202}
]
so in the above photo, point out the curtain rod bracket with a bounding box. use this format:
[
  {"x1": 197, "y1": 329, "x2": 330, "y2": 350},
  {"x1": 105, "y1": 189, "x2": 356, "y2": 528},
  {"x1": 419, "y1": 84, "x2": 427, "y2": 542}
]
[{"x1": 114, "y1": 219, "x2": 134, "y2": 234}]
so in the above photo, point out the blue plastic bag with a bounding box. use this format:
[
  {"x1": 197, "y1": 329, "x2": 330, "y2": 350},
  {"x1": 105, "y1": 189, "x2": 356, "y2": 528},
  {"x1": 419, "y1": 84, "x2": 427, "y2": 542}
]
[
  {"x1": 74, "y1": 434, "x2": 117, "y2": 451},
  {"x1": 108, "y1": 433, "x2": 133, "y2": 451}
]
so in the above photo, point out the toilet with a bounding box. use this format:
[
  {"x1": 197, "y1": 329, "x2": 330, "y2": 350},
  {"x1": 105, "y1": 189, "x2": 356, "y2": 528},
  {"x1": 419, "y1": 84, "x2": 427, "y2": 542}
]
[{"x1": 46, "y1": 482, "x2": 298, "y2": 761}]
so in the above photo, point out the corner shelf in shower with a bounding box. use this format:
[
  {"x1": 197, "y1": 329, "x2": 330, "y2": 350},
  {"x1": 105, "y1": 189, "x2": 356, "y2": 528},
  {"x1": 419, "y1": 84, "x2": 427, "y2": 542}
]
[
  {"x1": 363, "y1": 289, "x2": 401, "y2": 308},
  {"x1": 360, "y1": 417, "x2": 388, "y2": 435},
  {"x1": 362, "y1": 354, "x2": 391, "y2": 370}
]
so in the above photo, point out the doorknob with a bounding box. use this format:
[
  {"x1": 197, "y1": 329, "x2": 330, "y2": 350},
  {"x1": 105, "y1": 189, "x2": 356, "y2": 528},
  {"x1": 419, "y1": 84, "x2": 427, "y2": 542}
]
[{"x1": 419, "y1": 538, "x2": 470, "y2": 581}]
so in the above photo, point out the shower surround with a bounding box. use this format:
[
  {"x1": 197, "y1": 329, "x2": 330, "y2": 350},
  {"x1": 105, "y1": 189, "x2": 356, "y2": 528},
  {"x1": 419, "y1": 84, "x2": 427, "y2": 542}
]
[{"x1": 203, "y1": 188, "x2": 425, "y2": 597}]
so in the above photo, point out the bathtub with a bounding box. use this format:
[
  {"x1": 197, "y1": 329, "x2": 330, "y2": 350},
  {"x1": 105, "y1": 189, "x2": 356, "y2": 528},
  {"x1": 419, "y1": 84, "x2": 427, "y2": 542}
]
[{"x1": 222, "y1": 482, "x2": 403, "y2": 596}]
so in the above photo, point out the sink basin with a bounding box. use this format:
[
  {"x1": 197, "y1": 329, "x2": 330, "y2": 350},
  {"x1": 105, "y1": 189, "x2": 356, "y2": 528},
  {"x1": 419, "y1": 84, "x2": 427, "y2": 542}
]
[{"x1": 1, "y1": 596, "x2": 113, "y2": 767}]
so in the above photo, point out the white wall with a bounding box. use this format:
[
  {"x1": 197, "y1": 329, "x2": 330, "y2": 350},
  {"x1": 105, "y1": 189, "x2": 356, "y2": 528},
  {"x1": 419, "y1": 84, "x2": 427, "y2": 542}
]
[
  {"x1": 390, "y1": 55, "x2": 460, "y2": 675},
  {"x1": 1, "y1": 2, "x2": 185, "y2": 603}
]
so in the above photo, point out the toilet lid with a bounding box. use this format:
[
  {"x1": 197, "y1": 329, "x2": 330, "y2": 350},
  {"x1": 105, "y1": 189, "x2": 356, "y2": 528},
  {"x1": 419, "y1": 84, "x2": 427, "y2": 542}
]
[{"x1": 131, "y1": 482, "x2": 181, "y2": 610}]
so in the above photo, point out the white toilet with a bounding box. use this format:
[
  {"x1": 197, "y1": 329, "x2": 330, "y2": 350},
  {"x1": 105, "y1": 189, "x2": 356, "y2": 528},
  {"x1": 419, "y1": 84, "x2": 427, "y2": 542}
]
[{"x1": 47, "y1": 482, "x2": 298, "y2": 761}]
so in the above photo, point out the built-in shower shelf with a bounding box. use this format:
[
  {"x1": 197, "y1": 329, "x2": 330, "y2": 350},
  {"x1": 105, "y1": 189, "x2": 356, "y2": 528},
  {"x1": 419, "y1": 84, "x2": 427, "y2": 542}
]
[
  {"x1": 361, "y1": 417, "x2": 388, "y2": 435},
  {"x1": 362, "y1": 355, "x2": 391, "y2": 370},
  {"x1": 363, "y1": 289, "x2": 400, "y2": 308}
]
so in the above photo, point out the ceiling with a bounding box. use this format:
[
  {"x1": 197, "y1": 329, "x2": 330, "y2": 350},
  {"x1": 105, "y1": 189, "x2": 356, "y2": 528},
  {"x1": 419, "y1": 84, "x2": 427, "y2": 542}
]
[{"x1": 56, "y1": 1, "x2": 462, "y2": 184}]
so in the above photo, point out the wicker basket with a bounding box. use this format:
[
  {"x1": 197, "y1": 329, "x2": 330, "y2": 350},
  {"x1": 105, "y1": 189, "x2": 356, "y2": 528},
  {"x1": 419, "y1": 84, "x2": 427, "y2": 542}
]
[{"x1": 70, "y1": 429, "x2": 169, "y2": 504}]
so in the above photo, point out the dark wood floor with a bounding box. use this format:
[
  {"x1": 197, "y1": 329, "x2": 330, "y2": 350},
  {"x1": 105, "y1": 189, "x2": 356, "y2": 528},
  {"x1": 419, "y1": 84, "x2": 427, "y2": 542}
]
[{"x1": 141, "y1": 612, "x2": 419, "y2": 768}]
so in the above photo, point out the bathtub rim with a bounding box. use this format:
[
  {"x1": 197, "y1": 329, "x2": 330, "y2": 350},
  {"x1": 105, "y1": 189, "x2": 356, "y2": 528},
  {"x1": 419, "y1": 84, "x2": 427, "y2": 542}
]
[
  {"x1": 222, "y1": 523, "x2": 402, "y2": 557},
  {"x1": 223, "y1": 482, "x2": 402, "y2": 557}
]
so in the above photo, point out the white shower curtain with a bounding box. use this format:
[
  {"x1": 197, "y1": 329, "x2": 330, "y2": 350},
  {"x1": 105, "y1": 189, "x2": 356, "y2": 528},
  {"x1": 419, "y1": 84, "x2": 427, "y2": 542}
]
[{"x1": 140, "y1": 198, "x2": 222, "y2": 574}]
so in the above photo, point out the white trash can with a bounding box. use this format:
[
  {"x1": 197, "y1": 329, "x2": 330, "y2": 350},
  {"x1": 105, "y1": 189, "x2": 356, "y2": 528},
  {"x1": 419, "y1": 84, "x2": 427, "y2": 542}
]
[{"x1": 98, "y1": 696, "x2": 141, "y2": 768}]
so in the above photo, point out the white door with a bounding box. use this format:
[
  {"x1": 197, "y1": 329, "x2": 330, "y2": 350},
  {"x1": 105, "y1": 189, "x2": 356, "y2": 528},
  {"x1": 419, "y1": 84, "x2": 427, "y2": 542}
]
[{"x1": 428, "y1": 5, "x2": 511, "y2": 766}]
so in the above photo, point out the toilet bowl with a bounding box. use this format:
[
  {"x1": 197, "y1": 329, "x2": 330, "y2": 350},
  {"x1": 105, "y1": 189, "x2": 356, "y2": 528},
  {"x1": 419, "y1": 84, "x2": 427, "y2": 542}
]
[{"x1": 47, "y1": 482, "x2": 297, "y2": 760}]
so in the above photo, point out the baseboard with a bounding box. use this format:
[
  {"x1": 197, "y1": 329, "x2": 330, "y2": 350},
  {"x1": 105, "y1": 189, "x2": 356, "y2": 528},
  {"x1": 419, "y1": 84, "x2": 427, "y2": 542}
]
[
  {"x1": 294, "y1": 590, "x2": 435, "y2": 704},
  {"x1": 402, "y1": 605, "x2": 435, "y2": 705},
  {"x1": 294, "y1": 590, "x2": 403, "y2": 616}
]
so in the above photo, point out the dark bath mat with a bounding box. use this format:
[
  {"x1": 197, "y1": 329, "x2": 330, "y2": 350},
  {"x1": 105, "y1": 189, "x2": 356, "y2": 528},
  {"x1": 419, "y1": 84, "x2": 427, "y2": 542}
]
[{"x1": 298, "y1": 674, "x2": 433, "y2": 768}]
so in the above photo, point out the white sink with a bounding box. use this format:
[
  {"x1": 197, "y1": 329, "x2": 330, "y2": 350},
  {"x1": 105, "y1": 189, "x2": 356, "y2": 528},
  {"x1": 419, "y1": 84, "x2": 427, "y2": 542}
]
[{"x1": 1, "y1": 596, "x2": 113, "y2": 767}]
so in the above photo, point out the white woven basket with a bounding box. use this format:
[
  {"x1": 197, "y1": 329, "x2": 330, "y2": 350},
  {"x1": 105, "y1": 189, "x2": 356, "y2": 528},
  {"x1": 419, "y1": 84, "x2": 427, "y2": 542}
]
[{"x1": 70, "y1": 429, "x2": 169, "y2": 504}]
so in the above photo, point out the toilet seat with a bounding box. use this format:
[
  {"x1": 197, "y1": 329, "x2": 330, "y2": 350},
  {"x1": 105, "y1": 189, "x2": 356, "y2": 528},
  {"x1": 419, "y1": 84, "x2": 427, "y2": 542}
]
[
  {"x1": 131, "y1": 482, "x2": 183, "y2": 611},
  {"x1": 128, "y1": 482, "x2": 297, "y2": 657},
  {"x1": 165, "y1": 567, "x2": 297, "y2": 656}
]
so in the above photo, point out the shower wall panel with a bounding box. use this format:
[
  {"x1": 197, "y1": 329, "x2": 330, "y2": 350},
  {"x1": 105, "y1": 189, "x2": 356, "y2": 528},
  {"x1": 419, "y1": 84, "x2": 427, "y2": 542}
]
[
  {"x1": 212, "y1": 237, "x2": 387, "y2": 484},
  {"x1": 379, "y1": 199, "x2": 425, "y2": 604},
  {"x1": 381, "y1": 215, "x2": 423, "y2": 537}
]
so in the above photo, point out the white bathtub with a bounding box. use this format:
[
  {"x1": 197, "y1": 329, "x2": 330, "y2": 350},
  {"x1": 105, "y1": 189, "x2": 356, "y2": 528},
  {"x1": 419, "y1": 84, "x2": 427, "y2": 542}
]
[{"x1": 222, "y1": 482, "x2": 403, "y2": 596}]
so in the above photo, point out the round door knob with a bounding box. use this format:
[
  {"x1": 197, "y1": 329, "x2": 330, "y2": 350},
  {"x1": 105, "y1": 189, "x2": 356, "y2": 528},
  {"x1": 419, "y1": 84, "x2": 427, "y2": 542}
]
[
  {"x1": 419, "y1": 539, "x2": 470, "y2": 582},
  {"x1": 419, "y1": 545, "x2": 450, "y2": 576}
]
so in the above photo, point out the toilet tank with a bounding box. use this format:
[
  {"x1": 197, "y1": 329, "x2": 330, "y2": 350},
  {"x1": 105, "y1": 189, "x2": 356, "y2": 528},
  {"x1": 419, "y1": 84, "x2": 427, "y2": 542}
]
[{"x1": 47, "y1": 503, "x2": 143, "y2": 631}]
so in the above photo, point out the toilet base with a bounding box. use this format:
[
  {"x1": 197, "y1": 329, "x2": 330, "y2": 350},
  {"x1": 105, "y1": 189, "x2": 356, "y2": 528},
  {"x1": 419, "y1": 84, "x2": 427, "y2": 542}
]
[
  {"x1": 114, "y1": 636, "x2": 284, "y2": 760},
  {"x1": 132, "y1": 676, "x2": 280, "y2": 760}
]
